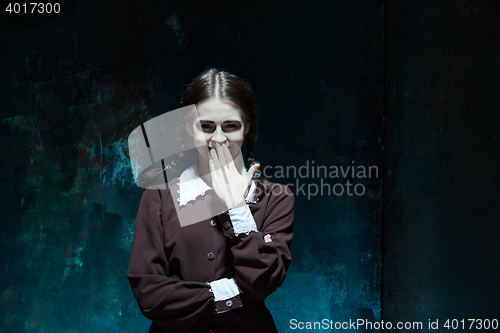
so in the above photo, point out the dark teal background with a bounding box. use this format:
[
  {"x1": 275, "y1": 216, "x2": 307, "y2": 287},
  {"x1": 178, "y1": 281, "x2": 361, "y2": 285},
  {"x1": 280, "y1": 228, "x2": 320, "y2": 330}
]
[
  {"x1": 383, "y1": 0, "x2": 500, "y2": 327},
  {"x1": 0, "y1": 0, "x2": 498, "y2": 332}
]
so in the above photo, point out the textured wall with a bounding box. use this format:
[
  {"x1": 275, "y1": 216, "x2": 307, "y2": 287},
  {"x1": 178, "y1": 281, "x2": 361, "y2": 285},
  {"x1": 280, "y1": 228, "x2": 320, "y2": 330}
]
[
  {"x1": 383, "y1": 0, "x2": 500, "y2": 329},
  {"x1": 0, "y1": 1, "x2": 383, "y2": 332}
]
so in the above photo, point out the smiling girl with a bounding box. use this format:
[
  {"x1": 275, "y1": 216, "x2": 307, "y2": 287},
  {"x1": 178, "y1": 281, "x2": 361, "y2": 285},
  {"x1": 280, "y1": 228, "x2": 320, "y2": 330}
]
[{"x1": 127, "y1": 68, "x2": 295, "y2": 333}]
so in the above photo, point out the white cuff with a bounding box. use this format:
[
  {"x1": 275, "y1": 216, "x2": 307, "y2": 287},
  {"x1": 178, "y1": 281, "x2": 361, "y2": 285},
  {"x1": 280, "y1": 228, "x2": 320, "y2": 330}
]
[
  {"x1": 228, "y1": 205, "x2": 258, "y2": 236},
  {"x1": 208, "y1": 278, "x2": 240, "y2": 302}
]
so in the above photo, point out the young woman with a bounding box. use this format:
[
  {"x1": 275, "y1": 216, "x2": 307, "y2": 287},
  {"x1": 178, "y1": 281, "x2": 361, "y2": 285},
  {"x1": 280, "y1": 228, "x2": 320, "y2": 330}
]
[{"x1": 127, "y1": 68, "x2": 294, "y2": 333}]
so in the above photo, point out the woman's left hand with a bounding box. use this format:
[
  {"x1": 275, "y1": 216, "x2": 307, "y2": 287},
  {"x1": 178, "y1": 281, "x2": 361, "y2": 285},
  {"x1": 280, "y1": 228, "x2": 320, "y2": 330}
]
[{"x1": 209, "y1": 142, "x2": 260, "y2": 210}]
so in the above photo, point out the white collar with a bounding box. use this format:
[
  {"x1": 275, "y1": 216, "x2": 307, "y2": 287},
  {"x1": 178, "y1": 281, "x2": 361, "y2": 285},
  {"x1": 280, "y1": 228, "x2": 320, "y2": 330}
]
[{"x1": 177, "y1": 165, "x2": 258, "y2": 207}]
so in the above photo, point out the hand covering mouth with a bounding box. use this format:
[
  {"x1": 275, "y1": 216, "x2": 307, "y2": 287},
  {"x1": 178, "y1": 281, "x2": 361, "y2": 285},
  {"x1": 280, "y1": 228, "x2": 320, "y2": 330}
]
[{"x1": 208, "y1": 145, "x2": 229, "y2": 151}]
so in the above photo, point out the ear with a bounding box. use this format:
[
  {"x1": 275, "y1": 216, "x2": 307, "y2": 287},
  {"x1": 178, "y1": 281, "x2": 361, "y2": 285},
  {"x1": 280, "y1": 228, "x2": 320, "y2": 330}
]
[{"x1": 244, "y1": 122, "x2": 250, "y2": 136}]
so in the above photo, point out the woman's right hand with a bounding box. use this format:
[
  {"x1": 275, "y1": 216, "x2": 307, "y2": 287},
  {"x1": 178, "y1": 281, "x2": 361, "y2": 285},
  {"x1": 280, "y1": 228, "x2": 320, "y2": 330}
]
[{"x1": 209, "y1": 143, "x2": 260, "y2": 210}]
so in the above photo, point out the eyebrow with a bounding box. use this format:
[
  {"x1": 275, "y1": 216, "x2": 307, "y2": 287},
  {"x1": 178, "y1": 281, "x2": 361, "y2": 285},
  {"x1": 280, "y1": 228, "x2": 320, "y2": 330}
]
[{"x1": 199, "y1": 120, "x2": 242, "y2": 124}]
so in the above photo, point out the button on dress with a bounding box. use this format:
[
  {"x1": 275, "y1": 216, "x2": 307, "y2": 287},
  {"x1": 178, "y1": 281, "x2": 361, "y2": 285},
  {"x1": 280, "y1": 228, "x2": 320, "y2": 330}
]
[{"x1": 127, "y1": 175, "x2": 294, "y2": 333}]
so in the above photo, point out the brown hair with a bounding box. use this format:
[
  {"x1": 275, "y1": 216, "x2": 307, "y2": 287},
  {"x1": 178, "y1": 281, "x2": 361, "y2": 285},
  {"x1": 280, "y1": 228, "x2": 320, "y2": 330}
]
[{"x1": 141, "y1": 68, "x2": 269, "y2": 201}]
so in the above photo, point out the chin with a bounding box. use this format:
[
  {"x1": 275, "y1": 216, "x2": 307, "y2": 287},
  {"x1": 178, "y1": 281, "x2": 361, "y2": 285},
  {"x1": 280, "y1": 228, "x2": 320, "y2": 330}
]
[
  {"x1": 195, "y1": 147, "x2": 210, "y2": 161},
  {"x1": 196, "y1": 145, "x2": 243, "y2": 161},
  {"x1": 231, "y1": 149, "x2": 241, "y2": 159}
]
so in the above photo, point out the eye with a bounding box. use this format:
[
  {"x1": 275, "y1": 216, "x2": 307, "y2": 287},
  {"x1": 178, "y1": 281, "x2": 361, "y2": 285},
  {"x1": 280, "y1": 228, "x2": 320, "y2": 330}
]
[
  {"x1": 223, "y1": 122, "x2": 242, "y2": 132},
  {"x1": 200, "y1": 122, "x2": 215, "y2": 133}
]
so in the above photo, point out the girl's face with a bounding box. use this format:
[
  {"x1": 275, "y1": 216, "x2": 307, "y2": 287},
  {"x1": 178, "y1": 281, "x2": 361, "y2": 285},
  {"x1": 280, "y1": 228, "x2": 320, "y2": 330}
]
[{"x1": 188, "y1": 98, "x2": 247, "y2": 162}]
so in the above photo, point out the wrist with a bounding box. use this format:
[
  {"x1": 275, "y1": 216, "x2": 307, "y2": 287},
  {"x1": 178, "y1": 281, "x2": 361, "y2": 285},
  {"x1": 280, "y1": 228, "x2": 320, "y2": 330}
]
[
  {"x1": 227, "y1": 205, "x2": 258, "y2": 237},
  {"x1": 208, "y1": 277, "x2": 240, "y2": 302}
]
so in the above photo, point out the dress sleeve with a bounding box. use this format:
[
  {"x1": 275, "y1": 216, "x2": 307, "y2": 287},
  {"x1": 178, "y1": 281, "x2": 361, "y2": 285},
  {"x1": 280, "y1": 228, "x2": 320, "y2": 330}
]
[
  {"x1": 127, "y1": 188, "x2": 215, "y2": 330},
  {"x1": 217, "y1": 184, "x2": 295, "y2": 300}
]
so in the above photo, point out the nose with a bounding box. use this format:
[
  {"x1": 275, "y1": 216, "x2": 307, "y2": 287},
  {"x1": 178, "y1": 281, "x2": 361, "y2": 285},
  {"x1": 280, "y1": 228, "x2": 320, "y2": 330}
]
[{"x1": 210, "y1": 126, "x2": 227, "y2": 145}]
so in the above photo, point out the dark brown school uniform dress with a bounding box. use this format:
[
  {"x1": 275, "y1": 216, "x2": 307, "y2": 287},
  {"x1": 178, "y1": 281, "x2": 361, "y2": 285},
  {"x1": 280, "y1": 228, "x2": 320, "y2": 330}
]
[{"x1": 127, "y1": 174, "x2": 294, "y2": 333}]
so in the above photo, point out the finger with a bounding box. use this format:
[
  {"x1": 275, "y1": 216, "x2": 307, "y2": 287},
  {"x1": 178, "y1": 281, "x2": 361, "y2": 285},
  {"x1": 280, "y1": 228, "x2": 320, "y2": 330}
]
[
  {"x1": 210, "y1": 147, "x2": 222, "y2": 173},
  {"x1": 208, "y1": 153, "x2": 217, "y2": 178},
  {"x1": 213, "y1": 144, "x2": 232, "y2": 186},
  {"x1": 246, "y1": 163, "x2": 261, "y2": 183},
  {"x1": 214, "y1": 145, "x2": 235, "y2": 208},
  {"x1": 222, "y1": 143, "x2": 237, "y2": 172},
  {"x1": 264, "y1": 234, "x2": 272, "y2": 243},
  {"x1": 209, "y1": 157, "x2": 215, "y2": 174},
  {"x1": 215, "y1": 143, "x2": 228, "y2": 169},
  {"x1": 210, "y1": 151, "x2": 226, "y2": 190},
  {"x1": 210, "y1": 157, "x2": 234, "y2": 208}
]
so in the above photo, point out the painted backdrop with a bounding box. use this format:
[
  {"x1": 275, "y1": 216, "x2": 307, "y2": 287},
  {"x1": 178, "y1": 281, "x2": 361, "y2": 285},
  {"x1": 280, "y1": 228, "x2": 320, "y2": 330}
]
[{"x1": 1, "y1": 0, "x2": 498, "y2": 332}]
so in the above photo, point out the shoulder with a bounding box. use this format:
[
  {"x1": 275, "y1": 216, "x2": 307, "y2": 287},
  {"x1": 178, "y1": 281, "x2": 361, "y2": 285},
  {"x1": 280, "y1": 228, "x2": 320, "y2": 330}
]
[
  {"x1": 139, "y1": 180, "x2": 180, "y2": 223},
  {"x1": 142, "y1": 177, "x2": 178, "y2": 203}
]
